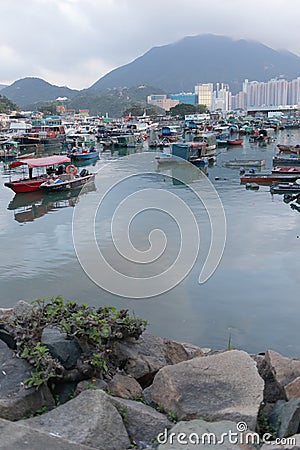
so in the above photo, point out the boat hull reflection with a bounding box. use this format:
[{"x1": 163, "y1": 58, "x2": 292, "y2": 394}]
[{"x1": 8, "y1": 182, "x2": 96, "y2": 223}]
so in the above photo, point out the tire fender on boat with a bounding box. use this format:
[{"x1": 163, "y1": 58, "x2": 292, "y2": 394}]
[{"x1": 66, "y1": 165, "x2": 78, "y2": 175}]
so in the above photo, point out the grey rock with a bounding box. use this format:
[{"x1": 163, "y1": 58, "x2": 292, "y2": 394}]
[
  {"x1": 41, "y1": 327, "x2": 82, "y2": 370},
  {"x1": 114, "y1": 333, "x2": 201, "y2": 387},
  {"x1": 107, "y1": 373, "x2": 142, "y2": 399},
  {"x1": 179, "y1": 342, "x2": 205, "y2": 358},
  {"x1": 265, "y1": 350, "x2": 300, "y2": 399},
  {"x1": 21, "y1": 389, "x2": 130, "y2": 450},
  {"x1": 0, "y1": 340, "x2": 54, "y2": 420},
  {"x1": 74, "y1": 378, "x2": 108, "y2": 396},
  {"x1": 0, "y1": 308, "x2": 13, "y2": 321},
  {"x1": 0, "y1": 417, "x2": 94, "y2": 450},
  {"x1": 269, "y1": 399, "x2": 300, "y2": 438},
  {"x1": 254, "y1": 353, "x2": 286, "y2": 403},
  {"x1": 11, "y1": 300, "x2": 33, "y2": 322},
  {"x1": 0, "y1": 330, "x2": 16, "y2": 350},
  {"x1": 156, "y1": 419, "x2": 258, "y2": 449},
  {"x1": 110, "y1": 395, "x2": 172, "y2": 446},
  {"x1": 151, "y1": 350, "x2": 264, "y2": 429},
  {"x1": 286, "y1": 377, "x2": 300, "y2": 401},
  {"x1": 142, "y1": 386, "x2": 152, "y2": 405}
]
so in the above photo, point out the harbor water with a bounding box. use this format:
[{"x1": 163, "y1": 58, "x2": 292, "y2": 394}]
[{"x1": 1, "y1": 129, "x2": 300, "y2": 356}]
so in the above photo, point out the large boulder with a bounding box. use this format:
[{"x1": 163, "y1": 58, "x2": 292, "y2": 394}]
[
  {"x1": 20, "y1": 389, "x2": 130, "y2": 450},
  {"x1": 265, "y1": 350, "x2": 300, "y2": 400},
  {"x1": 114, "y1": 333, "x2": 203, "y2": 387},
  {"x1": 0, "y1": 418, "x2": 94, "y2": 450},
  {"x1": 157, "y1": 419, "x2": 258, "y2": 449},
  {"x1": 0, "y1": 340, "x2": 54, "y2": 420},
  {"x1": 269, "y1": 399, "x2": 300, "y2": 438},
  {"x1": 151, "y1": 350, "x2": 264, "y2": 429},
  {"x1": 110, "y1": 395, "x2": 172, "y2": 447},
  {"x1": 254, "y1": 354, "x2": 286, "y2": 403}
]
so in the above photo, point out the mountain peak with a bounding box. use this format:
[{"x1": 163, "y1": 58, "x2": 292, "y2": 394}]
[
  {"x1": 89, "y1": 34, "x2": 300, "y2": 94},
  {"x1": 2, "y1": 77, "x2": 79, "y2": 107}
]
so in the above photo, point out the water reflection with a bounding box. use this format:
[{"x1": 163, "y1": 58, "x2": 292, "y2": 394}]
[
  {"x1": 155, "y1": 160, "x2": 208, "y2": 185},
  {"x1": 8, "y1": 182, "x2": 96, "y2": 223}
]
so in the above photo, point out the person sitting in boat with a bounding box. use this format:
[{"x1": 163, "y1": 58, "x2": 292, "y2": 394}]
[
  {"x1": 56, "y1": 165, "x2": 66, "y2": 175},
  {"x1": 89, "y1": 146, "x2": 95, "y2": 152},
  {"x1": 46, "y1": 167, "x2": 55, "y2": 175}
]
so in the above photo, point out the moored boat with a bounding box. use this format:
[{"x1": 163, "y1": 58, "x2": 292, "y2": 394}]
[
  {"x1": 227, "y1": 138, "x2": 243, "y2": 145},
  {"x1": 277, "y1": 144, "x2": 300, "y2": 154},
  {"x1": 270, "y1": 181, "x2": 300, "y2": 194},
  {"x1": 40, "y1": 167, "x2": 95, "y2": 192},
  {"x1": 216, "y1": 132, "x2": 230, "y2": 147},
  {"x1": 273, "y1": 155, "x2": 300, "y2": 166},
  {"x1": 69, "y1": 150, "x2": 99, "y2": 161},
  {"x1": 241, "y1": 172, "x2": 300, "y2": 185},
  {"x1": 224, "y1": 159, "x2": 266, "y2": 168},
  {"x1": 272, "y1": 166, "x2": 300, "y2": 174},
  {"x1": 171, "y1": 142, "x2": 214, "y2": 166},
  {"x1": 16, "y1": 152, "x2": 35, "y2": 160},
  {"x1": 155, "y1": 153, "x2": 174, "y2": 164},
  {"x1": 4, "y1": 155, "x2": 71, "y2": 193}
]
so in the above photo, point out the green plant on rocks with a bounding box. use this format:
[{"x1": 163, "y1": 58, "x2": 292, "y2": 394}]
[
  {"x1": 167, "y1": 410, "x2": 177, "y2": 422},
  {"x1": 0, "y1": 296, "x2": 147, "y2": 389},
  {"x1": 257, "y1": 410, "x2": 278, "y2": 440}
]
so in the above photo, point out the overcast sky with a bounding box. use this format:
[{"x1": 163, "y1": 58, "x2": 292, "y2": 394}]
[{"x1": 1, "y1": 0, "x2": 299, "y2": 89}]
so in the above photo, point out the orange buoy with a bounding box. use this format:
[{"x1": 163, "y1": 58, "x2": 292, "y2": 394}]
[{"x1": 66, "y1": 164, "x2": 78, "y2": 175}]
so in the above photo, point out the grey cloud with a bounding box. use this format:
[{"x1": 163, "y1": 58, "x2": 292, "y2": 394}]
[{"x1": 0, "y1": 0, "x2": 299, "y2": 88}]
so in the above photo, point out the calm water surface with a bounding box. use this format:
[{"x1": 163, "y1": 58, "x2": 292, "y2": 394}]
[{"x1": 1, "y1": 129, "x2": 300, "y2": 356}]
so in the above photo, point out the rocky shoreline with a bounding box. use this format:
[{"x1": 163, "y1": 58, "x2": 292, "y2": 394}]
[{"x1": 1, "y1": 301, "x2": 300, "y2": 449}]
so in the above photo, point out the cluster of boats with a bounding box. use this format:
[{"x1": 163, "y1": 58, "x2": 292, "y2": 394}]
[{"x1": 240, "y1": 142, "x2": 300, "y2": 194}]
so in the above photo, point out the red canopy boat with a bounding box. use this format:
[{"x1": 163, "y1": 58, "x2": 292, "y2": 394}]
[{"x1": 5, "y1": 155, "x2": 71, "y2": 193}]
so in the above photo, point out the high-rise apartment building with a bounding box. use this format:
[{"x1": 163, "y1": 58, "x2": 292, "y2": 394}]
[
  {"x1": 231, "y1": 91, "x2": 247, "y2": 110},
  {"x1": 288, "y1": 77, "x2": 300, "y2": 105},
  {"x1": 244, "y1": 78, "x2": 290, "y2": 108},
  {"x1": 212, "y1": 83, "x2": 232, "y2": 111},
  {"x1": 195, "y1": 83, "x2": 213, "y2": 110}
]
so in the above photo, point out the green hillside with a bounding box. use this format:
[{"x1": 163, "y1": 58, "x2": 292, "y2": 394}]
[
  {"x1": 0, "y1": 94, "x2": 18, "y2": 113},
  {"x1": 69, "y1": 85, "x2": 165, "y2": 116}
]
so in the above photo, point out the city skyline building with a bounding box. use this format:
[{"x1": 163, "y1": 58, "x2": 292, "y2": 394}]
[
  {"x1": 195, "y1": 83, "x2": 213, "y2": 110},
  {"x1": 148, "y1": 76, "x2": 300, "y2": 112}
]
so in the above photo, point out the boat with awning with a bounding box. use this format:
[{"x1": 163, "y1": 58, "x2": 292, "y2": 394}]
[{"x1": 5, "y1": 155, "x2": 71, "y2": 193}]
